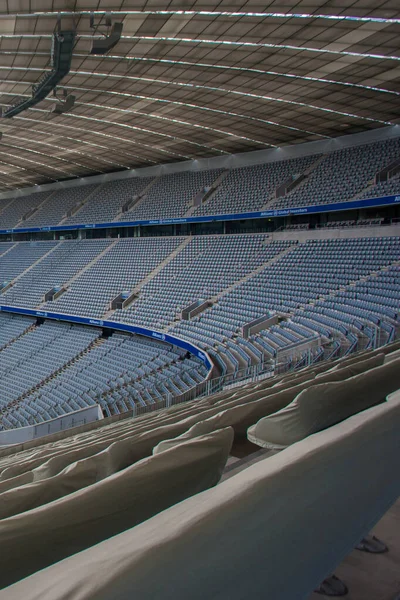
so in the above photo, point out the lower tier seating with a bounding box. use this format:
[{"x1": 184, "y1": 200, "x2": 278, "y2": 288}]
[
  {"x1": 0, "y1": 343, "x2": 398, "y2": 598},
  {"x1": 0, "y1": 232, "x2": 399, "y2": 429}
]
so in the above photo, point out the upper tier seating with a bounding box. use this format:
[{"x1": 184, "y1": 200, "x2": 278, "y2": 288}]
[
  {"x1": 194, "y1": 154, "x2": 319, "y2": 216},
  {"x1": 63, "y1": 176, "x2": 153, "y2": 225},
  {"x1": 0, "y1": 190, "x2": 53, "y2": 229},
  {"x1": 0, "y1": 137, "x2": 398, "y2": 230},
  {"x1": 0, "y1": 344, "x2": 398, "y2": 598},
  {"x1": 23, "y1": 184, "x2": 100, "y2": 227},
  {"x1": 357, "y1": 171, "x2": 400, "y2": 200},
  {"x1": 270, "y1": 137, "x2": 400, "y2": 209},
  {"x1": 119, "y1": 168, "x2": 222, "y2": 221}
]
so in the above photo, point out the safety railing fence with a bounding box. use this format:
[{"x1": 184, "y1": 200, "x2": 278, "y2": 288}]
[
  {"x1": 130, "y1": 319, "x2": 396, "y2": 418},
  {"x1": 130, "y1": 349, "x2": 316, "y2": 418},
  {"x1": 1, "y1": 314, "x2": 396, "y2": 429}
]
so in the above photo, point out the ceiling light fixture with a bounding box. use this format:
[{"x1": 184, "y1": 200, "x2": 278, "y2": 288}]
[{"x1": 89, "y1": 13, "x2": 123, "y2": 55}]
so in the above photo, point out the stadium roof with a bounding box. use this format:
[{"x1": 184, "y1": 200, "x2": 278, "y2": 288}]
[{"x1": 0, "y1": 1, "x2": 399, "y2": 192}]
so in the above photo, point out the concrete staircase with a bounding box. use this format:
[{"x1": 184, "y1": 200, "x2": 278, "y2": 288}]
[
  {"x1": 0, "y1": 197, "x2": 18, "y2": 218},
  {"x1": 57, "y1": 183, "x2": 104, "y2": 226},
  {"x1": 63, "y1": 240, "x2": 118, "y2": 287},
  {"x1": 225, "y1": 345, "x2": 248, "y2": 371},
  {"x1": 15, "y1": 190, "x2": 58, "y2": 228},
  {"x1": 0, "y1": 321, "x2": 36, "y2": 354},
  {"x1": 133, "y1": 236, "x2": 191, "y2": 294},
  {"x1": 305, "y1": 259, "x2": 400, "y2": 348},
  {"x1": 5, "y1": 242, "x2": 63, "y2": 291},
  {"x1": 233, "y1": 338, "x2": 261, "y2": 366},
  {"x1": 347, "y1": 180, "x2": 376, "y2": 203},
  {"x1": 0, "y1": 242, "x2": 17, "y2": 260},
  {"x1": 115, "y1": 176, "x2": 159, "y2": 220},
  {"x1": 321, "y1": 258, "x2": 400, "y2": 304},
  {"x1": 350, "y1": 157, "x2": 400, "y2": 203},
  {"x1": 104, "y1": 237, "x2": 192, "y2": 320},
  {"x1": 261, "y1": 154, "x2": 326, "y2": 210},
  {"x1": 282, "y1": 260, "x2": 400, "y2": 351},
  {"x1": 163, "y1": 243, "x2": 300, "y2": 332},
  {"x1": 215, "y1": 243, "x2": 299, "y2": 303},
  {"x1": 184, "y1": 169, "x2": 230, "y2": 216},
  {"x1": 35, "y1": 240, "x2": 119, "y2": 309},
  {"x1": 184, "y1": 201, "x2": 203, "y2": 219},
  {"x1": 382, "y1": 258, "x2": 400, "y2": 271}
]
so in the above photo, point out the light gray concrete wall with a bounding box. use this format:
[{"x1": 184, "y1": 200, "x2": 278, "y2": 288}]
[{"x1": 0, "y1": 405, "x2": 103, "y2": 447}]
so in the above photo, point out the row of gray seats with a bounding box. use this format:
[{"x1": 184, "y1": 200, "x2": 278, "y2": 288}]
[{"x1": 1, "y1": 137, "x2": 399, "y2": 228}]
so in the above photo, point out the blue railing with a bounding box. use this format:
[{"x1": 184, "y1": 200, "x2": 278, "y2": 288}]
[
  {"x1": 0, "y1": 304, "x2": 213, "y2": 370},
  {"x1": 0, "y1": 194, "x2": 399, "y2": 235}
]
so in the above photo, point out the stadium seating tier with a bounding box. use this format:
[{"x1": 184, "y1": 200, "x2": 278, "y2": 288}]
[{"x1": 0, "y1": 137, "x2": 399, "y2": 229}]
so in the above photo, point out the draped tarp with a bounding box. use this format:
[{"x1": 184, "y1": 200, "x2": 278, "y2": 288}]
[
  {"x1": 0, "y1": 349, "x2": 391, "y2": 492},
  {"x1": 1, "y1": 339, "x2": 398, "y2": 468},
  {"x1": 247, "y1": 356, "x2": 400, "y2": 449},
  {"x1": 0, "y1": 369, "x2": 319, "y2": 483},
  {"x1": 315, "y1": 353, "x2": 384, "y2": 380},
  {"x1": 385, "y1": 348, "x2": 400, "y2": 363},
  {"x1": 0, "y1": 427, "x2": 234, "y2": 589},
  {"x1": 2, "y1": 391, "x2": 399, "y2": 600}
]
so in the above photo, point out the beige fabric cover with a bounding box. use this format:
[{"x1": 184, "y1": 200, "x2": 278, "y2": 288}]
[
  {"x1": 381, "y1": 339, "x2": 400, "y2": 353},
  {"x1": 0, "y1": 432, "x2": 148, "y2": 510},
  {"x1": 387, "y1": 389, "x2": 400, "y2": 402},
  {"x1": 153, "y1": 419, "x2": 217, "y2": 455},
  {"x1": 384, "y1": 348, "x2": 400, "y2": 363},
  {"x1": 0, "y1": 381, "x2": 299, "y2": 498},
  {"x1": 0, "y1": 436, "x2": 140, "y2": 520},
  {"x1": 271, "y1": 370, "x2": 315, "y2": 387},
  {"x1": 0, "y1": 471, "x2": 33, "y2": 495},
  {"x1": 247, "y1": 358, "x2": 400, "y2": 449},
  {"x1": 0, "y1": 378, "x2": 319, "y2": 484},
  {"x1": 0, "y1": 412, "x2": 191, "y2": 481},
  {"x1": 305, "y1": 361, "x2": 335, "y2": 375},
  {"x1": 2, "y1": 392, "x2": 399, "y2": 600},
  {"x1": 0, "y1": 348, "x2": 395, "y2": 484},
  {"x1": 332, "y1": 350, "x2": 369, "y2": 368},
  {"x1": 0, "y1": 361, "x2": 369, "y2": 490},
  {"x1": 0, "y1": 421, "x2": 234, "y2": 520},
  {"x1": 315, "y1": 353, "x2": 384, "y2": 381},
  {"x1": 0, "y1": 427, "x2": 233, "y2": 589}
]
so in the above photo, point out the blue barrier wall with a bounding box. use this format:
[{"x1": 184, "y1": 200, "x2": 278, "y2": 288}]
[
  {"x1": 0, "y1": 305, "x2": 212, "y2": 370},
  {"x1": 1, "y1": 194, "x2": 399, "y2": 235}
]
